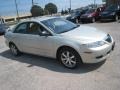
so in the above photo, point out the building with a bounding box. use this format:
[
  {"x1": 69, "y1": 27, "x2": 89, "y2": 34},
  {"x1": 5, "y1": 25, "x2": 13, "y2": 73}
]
[{"x1": 106, "y1": 0, "x2": 120, "y2": 6}]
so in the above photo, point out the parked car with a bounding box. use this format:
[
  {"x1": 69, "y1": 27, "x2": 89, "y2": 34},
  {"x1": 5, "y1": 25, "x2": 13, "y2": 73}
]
[
  {"x1": 80, "y1": 8, "x2": 103, "y2": 23},
  {"x1": 5, "y1": 17, "x2": 115, "y2": 69},
  {"x1": 0, "y1": 18, "x2": 9, "y2": 35},
  {"x1": 60, "y1": 14, "x2": 71, "y2": 19},
  {"x1": 66, "y1": 9, "x2": 88, "y2": 23},
  {"x1": 100, "y1": 5, "x2": 120, "y2": 21}
]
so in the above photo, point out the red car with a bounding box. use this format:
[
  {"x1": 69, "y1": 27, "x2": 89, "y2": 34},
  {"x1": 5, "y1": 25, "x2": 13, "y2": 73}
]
[{"x1": 80, "y1": 7, "x2": 105, "y2": 23}]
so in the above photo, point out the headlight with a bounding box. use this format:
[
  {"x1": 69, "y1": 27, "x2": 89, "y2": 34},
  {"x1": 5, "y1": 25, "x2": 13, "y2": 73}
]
[
  {"x1": 110, "y1": 12, "x2": 115, "y2": 16},
  {"x1": 85, "y1": 41, "x2": 106, "y2": 48}
]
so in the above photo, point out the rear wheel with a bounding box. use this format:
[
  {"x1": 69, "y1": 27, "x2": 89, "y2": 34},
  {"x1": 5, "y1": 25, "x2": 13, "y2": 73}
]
[
  {"x1": 75, "y1": 18, "x2": 79, "y2": 23},
  {"x1": 115, "y1": 15, "x2": 119, "y2": 21},
  {"x1": 92, "y1": 17, "x2": 95, "y2": 23},
  {"x1": 57, "y1": 47, "x2": 82, "y2": 69},
  {"x1": 9, "y1": 43, "x2": 20, "y2": 56}
]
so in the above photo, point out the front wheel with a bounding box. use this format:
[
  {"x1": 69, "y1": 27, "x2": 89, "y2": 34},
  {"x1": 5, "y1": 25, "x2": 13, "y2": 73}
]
[
  {"x1": 91, "y1": 17, "x2": 95, "y2": 23},
  {"x1": 75, "y1": 18, "x2": 79, "y2": 23},
  {"x1": 115, "y1": 15, "x2": 119, "y2": 21},
  {"x1": 58, "y1": 47, "x2": 81, "y2": 69},
  {"x1": 9, "y1": 43, "x2": 20, "y2": 56}
]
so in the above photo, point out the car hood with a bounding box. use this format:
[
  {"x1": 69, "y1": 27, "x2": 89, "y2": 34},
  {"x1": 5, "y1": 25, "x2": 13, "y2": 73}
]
[
  {"x1": 81, "y1": 14, "x2": 89, "y2": 17},
  {"x1": 60, "y1": 25, "x2": 107, "y2": 44}
]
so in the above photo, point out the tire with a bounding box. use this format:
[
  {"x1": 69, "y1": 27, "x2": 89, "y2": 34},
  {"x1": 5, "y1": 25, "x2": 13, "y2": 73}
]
[
  {"x1": 115, "y1": 15, "x2": 119, "y2": 21},
  {"x1": 76, "y1": 18, "x2": 79, "y2": 23},
  {"x1": 9, "y1": 43, "x2": 20, "y2": 56},
  {"x1": 92, "y1": 17, "x2": 95, "y2": 23},
  {"x1": 57, "y1": 47, "x2": 82, "y2": 69}
]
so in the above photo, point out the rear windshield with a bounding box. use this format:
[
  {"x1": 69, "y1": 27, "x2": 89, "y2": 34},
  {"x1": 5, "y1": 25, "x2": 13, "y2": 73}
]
[{"x1": 86, "y1": 9, "x2": 95, "y2": 14}]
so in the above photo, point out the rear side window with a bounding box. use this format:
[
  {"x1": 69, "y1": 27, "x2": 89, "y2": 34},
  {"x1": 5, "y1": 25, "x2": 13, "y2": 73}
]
[{"x1": 14, "y1": 23, "x2": 27, "y2": 34}]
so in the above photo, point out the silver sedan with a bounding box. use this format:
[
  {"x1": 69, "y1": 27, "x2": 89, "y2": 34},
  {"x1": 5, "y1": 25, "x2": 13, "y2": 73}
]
[{"x1": 4, "y1": 17, "x2": 115, "y2": 69}]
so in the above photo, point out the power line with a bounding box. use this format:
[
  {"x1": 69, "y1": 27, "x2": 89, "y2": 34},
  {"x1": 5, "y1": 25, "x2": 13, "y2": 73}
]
[{"x1": 32, "y1": 0, "x2": 34, "y2": 6}]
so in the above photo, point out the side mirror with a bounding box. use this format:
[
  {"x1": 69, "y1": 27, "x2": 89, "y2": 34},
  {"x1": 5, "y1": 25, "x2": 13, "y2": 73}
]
[{"x1": 39, "y1": 31, "x2": 51, "y2": 36}]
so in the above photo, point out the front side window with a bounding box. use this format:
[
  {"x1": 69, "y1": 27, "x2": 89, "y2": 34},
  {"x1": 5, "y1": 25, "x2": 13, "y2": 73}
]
[
  {"x1": 41, "y1": 18, "x2": 78, "y2": 34},
  {"x1": 14, "y1": 23, "x2": 27, "y2": 34},
  {"x1": 26, "y1": 22, "x2": 40, "y2": 35},
  {"x1": 26, "y1": 22, "x2": 50, "y2": 36}
]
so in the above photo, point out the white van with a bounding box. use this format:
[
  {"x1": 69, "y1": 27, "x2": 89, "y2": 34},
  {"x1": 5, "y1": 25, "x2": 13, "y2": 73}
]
[
  {"x1": 0, "y1": 17, "x2": 8, "y2": 35},
  {"x1": 0, "y1": 17, "x2": 5, "y2": 24}
]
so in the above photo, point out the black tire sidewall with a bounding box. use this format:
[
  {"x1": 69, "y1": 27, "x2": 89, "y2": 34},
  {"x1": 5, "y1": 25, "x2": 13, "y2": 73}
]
[
  {"x1": 10, "y1": 43, "x2": 20, "y2": 56},
  {"x1": 115, "y1": 15, "x2": 119, "y2": 21}
]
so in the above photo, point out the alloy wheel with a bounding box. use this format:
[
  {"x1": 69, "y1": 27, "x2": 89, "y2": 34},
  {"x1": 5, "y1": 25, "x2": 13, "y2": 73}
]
[
  {"x1": 115, "y1": 15, "x2": 119, "y2": 21},
  {"x1": 76, "y1": 19, "x2": 79, "y2": 23},
  {"x1": 61, "y1": 51, "x2": 77, "y2": 68},
  {"x1": 92, "y1": 18, "x2": 95, "y2": 23},
  {"x1": 10, "y1": 44, "x2": 18, "y2": 56}
]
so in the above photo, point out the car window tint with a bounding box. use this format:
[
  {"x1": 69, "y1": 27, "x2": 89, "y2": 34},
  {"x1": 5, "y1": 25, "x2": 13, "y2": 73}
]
[
  {"x1": 14, "y1": 23, "x2": 27, "y2": 33},
  {"x1": 27, "y1": 22, "x2": 40, "y2": 35}
]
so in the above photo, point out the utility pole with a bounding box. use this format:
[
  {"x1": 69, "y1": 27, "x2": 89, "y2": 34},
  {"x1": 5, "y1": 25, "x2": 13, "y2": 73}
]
[
  {"x1": 68, "y1": 0, "x2": 71, "y2": 13},
  {"x1": 70, "y1": 0, "x2": 71, "y2": 11},
  {"x1": 32, "y1": 0, "x2": 34, "y2": 6},
  {"x1": 94, "y1": 0, "x2": 96, "y2": 8},
  {"x1": 14, "y1": 0, "x2": 19, "y2": 21}
]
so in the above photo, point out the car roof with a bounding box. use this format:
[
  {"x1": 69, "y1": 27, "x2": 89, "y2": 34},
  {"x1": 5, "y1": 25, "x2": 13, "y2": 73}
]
[{"x1": 21, "y1": 16, "x2": 58, "y2": 23}]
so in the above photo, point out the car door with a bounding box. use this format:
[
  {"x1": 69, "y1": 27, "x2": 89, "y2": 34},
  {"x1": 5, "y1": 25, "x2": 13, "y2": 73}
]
[
  {"x1": 20, "y1": 22, "x2": 55, "y2": 57},
  {"x1": 12, "y1": 22, "x2": 28, "y2": 52}
]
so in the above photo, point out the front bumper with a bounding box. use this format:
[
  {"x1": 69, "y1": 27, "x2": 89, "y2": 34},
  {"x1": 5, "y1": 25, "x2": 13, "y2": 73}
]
[
  {"x1": 80, "y1": 17, "x2": 93, "y2": 22},
  {"x1": 80, "y1": 41, "x2": 115, "y2": 64}
]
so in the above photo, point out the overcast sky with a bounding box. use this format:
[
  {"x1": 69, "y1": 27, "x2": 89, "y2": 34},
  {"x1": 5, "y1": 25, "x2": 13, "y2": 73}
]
[{"x1": 0, "y1": 0, "x2": 103, "y2": 16}]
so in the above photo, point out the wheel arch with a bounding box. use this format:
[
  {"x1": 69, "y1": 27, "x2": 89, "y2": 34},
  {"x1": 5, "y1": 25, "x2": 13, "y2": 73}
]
[
  {"x1": 9, "y1": 41, "x2": 15, "y2": 47},
  {"x1": 9, "y1": 41, "x2": 20, "y2": 51},
  {"x1": 56, "y1": 45, "x2": 82, "y2": 62}
]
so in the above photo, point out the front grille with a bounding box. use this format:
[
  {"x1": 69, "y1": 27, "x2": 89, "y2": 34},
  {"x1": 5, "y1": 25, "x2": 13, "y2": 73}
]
[{"x1": 105, "y1": 34, "x2": 112, "y2": 43}]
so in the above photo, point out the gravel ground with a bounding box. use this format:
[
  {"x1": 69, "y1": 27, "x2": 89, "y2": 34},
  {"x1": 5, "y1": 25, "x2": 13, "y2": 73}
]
[{"x1": 0, "y1": 21, "x2": 120, "y2": 90}]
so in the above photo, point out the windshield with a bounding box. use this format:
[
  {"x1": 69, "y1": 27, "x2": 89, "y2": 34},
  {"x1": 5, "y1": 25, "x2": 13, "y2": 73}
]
[
  {"x1": 41, "y1": 18, "x2": 79, "y2": 34},
  {"x1": 71, "y1": 11, "x2": 80, "y2": 16},
  {"x1": 86, "y1": 9, "x2": 95, "y2": 14},
  {"x1": 105, "y1": 5, "x2": 117, "y2": 11}
]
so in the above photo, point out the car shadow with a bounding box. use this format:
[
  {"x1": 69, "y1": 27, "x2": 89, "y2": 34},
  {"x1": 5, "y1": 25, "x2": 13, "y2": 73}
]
[
  {"x1": 96, "y1": 20, "x2": 116, "y2": 23},
  {"x1": 0, "y1": 49, "x2": 106, "y2": 74}
]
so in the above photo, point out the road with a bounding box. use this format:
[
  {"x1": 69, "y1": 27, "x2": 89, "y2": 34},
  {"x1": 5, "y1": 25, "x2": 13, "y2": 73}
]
[{"x1": 0, "y1": 22, "x2": 120, "y2": 90}]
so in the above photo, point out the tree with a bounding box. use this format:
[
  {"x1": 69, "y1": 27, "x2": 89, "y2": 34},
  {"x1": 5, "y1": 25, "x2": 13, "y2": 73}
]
[
  {"x1": 64, "y1": 10, "x2": 68, "y2": 14},
  {"x1": 44, "y1": 9, "x2": 49, "y2": 15},
  {"x1": 45, "y1": 3, "x2": 57, "y2": 15},
  {"x1": 61, "y1": 9, "x2": 68, "y2": 15},
  {"x1": 61, "y1": 9, "x2": 65, "y2": 15},
  {"x1": 30, "y1": 5, "x2": 44, "y2": 17}
]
